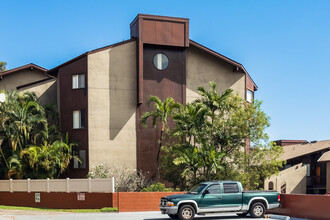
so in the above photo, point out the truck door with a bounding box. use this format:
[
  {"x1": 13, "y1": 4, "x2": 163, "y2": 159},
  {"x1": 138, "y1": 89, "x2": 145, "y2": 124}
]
[
  {"x1": 199, "y1": 184, "x2": 222, "y2": 209},
  {"x1": 220, "y1": 183, "x2": 242, "y2": 211}
]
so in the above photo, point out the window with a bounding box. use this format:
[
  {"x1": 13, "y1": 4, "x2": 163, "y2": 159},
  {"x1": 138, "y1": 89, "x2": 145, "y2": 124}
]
[
  {"x1": 72, "y1": 74, "x2": 85, "y2": 89},
  {"x1": 280, "y1": 181, "x2": 286, "y2": 194},
  {"x1": 246, "y1": 89, "x2": 253, "y2": 103},
  {"x1": 73, "y1": 110, "x2": 86, "y2": 129},
  {"x1": 223, "y1": 183, "x2": 239, "y2": 193},
  {"x1": 306, "y1": 164, "x2": 311, "y2": 177},
  {"x1": 73, "y1": 150, "x2": 86, "y2": 169},
  {"x1": 206, "y1": 184, "x2": 221, "y2": 194},
  {"x1": 153, "y1": 53, "x2": 169, "y2": 70},
  {"x1": 268, "y1": 181, "x2": 274, "y2": 190}
]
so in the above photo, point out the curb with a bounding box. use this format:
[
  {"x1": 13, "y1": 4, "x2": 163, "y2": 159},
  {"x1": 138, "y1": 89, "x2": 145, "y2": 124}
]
[{"x1": 266, "y1": 214, "x2": 290, "y2": 220}]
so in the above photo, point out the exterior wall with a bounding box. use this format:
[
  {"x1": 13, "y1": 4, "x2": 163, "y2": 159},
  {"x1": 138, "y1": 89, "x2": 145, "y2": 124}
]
[
  {"x1": 87, "y1": 41, "x2": 137, "y2": 170},
  {"x1": 0, "y1": 69, "x2": 46, "y2": 91},
  {"x1": 186, "y1": 46, "x2": 246, "y2": 103},
  {"x1": 18, "y1": 79, "x2": 57, "y2": 106},
  {"x1": 268, "y1": 194, "x2": 330, "y2": 220},
  {"x1": 265, "y1": 163, "x2": 307, "y2": 194},
  {"x1": 58, "y1": 56, "x2": 88, "y2": 178},
  {"x1": 117, "y1": 192, "x2": 184, "y2": 212},
  {"x1": 0, "y1": 192, "x2": 115, "y2": 209},
  {"x1": 137, "y1": 44, "x2": 185, "y2": 177}
]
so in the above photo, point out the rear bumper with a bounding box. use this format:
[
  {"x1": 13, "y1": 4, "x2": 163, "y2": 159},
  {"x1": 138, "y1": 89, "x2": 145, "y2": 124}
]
[{"x1": 159, "y1": 206, "x2": 178, "y2": 215}]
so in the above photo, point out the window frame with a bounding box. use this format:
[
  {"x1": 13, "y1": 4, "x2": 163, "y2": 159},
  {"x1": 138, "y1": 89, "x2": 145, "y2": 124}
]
[
  {"x1": 72, "y1": 73, "x2": 85, "y2": 89},
  {"x1": 73, "y1": 109, "x2": 86, "y2": 129},
  {"x1": 153, "y1": 53, "x2": 169, "y2": 71},
  {"x1": 73, "y1": 149, "x2": 86, "y2": 169},
  {"x1": 223, "y1": 183, "x2": 240, "y2": 194},
  {"x1": 246, "y1": 89, "x2": 254, "y2": 103},
  {"x1": 205, "y1": 184, "x2": 221, "y2": 195}
]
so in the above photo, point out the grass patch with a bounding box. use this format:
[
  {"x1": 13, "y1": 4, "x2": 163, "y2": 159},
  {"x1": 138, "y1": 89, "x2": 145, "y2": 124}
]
[{"x1": 0, "y1": 205, "x2": 118, "y2": 213}]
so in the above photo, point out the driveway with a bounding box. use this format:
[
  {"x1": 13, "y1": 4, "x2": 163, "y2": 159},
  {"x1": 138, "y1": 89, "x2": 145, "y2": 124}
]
[{"x1": 0, "y1": 210, "x2": 278, "y2": 220}]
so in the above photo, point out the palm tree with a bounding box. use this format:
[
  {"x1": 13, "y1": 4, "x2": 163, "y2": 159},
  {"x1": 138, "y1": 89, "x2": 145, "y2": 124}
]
[
  {"x1": 141, "y1": 96, "x2": 180, "y2": 179},
  {"x1": 195, "y1": 81, "x2": 232, "y2": 122},
  {"x1": 0, "y1": 90, "x2": 74, "y2": 179}
]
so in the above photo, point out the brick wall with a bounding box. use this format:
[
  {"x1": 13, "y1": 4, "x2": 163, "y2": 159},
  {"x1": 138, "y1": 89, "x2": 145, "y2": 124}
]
[
  {"x1": 0, "y1": 191, "x2": 185, "y2": 211},
  {"x1": 117, "y1": 192, "x2": 185, "y2": 212},
  {"x1": 0, "y1": 192, "x2": 115, "y2": 209}
]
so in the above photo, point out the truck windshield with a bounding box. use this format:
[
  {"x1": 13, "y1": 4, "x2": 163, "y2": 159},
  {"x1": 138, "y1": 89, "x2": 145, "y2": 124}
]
[{"x1": 188, "y1": 184, "x2": 207, "y2": 194}]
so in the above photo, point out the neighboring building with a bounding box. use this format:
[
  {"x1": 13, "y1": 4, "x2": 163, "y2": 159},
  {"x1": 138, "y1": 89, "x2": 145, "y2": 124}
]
[
  {"x1": 2, "y1": 14, "x2": 258, "y2": 178},
  {"x1": 0, "y1": 63, "x2": 56, "y2": 106},
  {"x1": 266, "y1": 140, "x2": 330, "y2": 194},
  {"x1": 264, "y1": 163, "x2": 307, "y2": 194}
]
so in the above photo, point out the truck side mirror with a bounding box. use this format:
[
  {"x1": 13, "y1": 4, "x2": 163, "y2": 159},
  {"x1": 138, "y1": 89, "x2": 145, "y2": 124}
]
[{"x1": 203, "y1": 190, "x2": 210, "y2": 195}]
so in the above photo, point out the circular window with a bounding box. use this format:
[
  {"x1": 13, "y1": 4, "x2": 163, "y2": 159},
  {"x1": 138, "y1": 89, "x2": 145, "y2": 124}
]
[{"x1": 153, "y1": 53, "x2": 169, "y2": 70}]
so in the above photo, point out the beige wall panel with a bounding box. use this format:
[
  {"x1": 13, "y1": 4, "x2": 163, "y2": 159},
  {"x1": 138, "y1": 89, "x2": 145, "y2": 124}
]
[
  {"x1": 88, "y1": 41, "x2": 137, "y2": 170},
  {"x1": 186, "y1": 47, "x2": 245, "y2": 103},
  {"x1": 19, "y1": 80, "x2": 57, "y2": 106},
  {"x1": 0, "y1": 70, "x2": 45, "y2": 91},
  {"x1": 265, "y1": 164, "x2": 307, "y2": 194}
]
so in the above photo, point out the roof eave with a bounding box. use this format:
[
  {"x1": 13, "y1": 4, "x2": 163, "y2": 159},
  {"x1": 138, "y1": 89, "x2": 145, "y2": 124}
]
[{"x1": 0, "y1": 63, "x2": 47, "y2": 77}]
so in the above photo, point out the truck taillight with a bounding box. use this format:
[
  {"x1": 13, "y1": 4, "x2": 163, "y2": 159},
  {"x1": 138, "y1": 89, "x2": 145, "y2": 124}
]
[{"x1": 278, "y1": 194, "x2": 280, "y2": 202}]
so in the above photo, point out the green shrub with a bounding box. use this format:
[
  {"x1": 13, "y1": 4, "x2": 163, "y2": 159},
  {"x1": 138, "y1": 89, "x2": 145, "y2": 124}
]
[
  {"x1": 100, "y1": 207, "x2": 117, "y2": 212},
  {"x1": 141, "y1": 182, "x2": 179, "y2": 192}
]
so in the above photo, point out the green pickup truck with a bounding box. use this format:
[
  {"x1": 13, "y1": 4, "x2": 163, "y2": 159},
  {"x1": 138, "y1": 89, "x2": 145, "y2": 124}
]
[{"x1": 160, "y1": 181, "x2": 280, "y2": 220}]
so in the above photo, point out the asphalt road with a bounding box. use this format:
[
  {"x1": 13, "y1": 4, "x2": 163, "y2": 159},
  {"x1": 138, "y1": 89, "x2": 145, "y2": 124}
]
[{"x1": 0, "y1": 210, "x2": 279, "y2": 220}]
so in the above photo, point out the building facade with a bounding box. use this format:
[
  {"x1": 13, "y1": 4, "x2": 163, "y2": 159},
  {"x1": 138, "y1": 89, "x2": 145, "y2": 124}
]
[{"x1": 2, "y1": 14, "x2": 258, "y2": 178}]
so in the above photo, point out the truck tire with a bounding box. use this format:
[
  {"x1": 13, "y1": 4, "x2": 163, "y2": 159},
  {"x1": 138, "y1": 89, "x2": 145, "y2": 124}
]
[
  {"x1": 168, "y1": 214, "x2": 178, "y2": 219},
  {"x1": 178, "y1": 204, "x2": 195, "y2": 220},
  {"x1": 249, "y1": 202, "x2": 265, "y2": 218}
]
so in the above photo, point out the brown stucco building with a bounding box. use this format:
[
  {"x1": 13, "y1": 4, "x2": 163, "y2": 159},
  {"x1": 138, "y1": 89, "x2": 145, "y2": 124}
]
[{"x1": 1, "y1": 14, "x2": 257, "y2": 178}]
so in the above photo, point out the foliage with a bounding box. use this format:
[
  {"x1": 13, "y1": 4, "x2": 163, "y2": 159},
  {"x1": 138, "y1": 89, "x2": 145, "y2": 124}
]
[
  {"x1": 141, "y1": 182, "x2": 179, "y2": 192},
  {"x1": 0, "y1": 90, "x2": 75, "y2": 179},
  {"x1": 232, "y1": 143, "x2": 286, "y2": 190},
  {"x1": 142, "y1": 82, "x2": 285, "y2": 190},
  {"x1": 87, "y1": 163, "x2": 150, "y2": 192},
  {"x1": 0, "y1": 61, "x2": 6, "y2": 72},
  {"x1": 140, "y1": 96, "x2": 180, "y2": 179}
]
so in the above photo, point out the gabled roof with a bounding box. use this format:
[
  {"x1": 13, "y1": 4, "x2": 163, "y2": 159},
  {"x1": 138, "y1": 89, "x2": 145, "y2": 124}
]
[
  {"x1": 0, "y1": 63, "x2": 47, "y2": 77},
  {"x1": 47, "y1": 39, "x2": 136, "y2": 75},
  {"x1": 189, "y1": 40, "x2": 258, "y2": 90},
  {"x1": 281, "y1": 140, "x2": 330, "y2": 161}
]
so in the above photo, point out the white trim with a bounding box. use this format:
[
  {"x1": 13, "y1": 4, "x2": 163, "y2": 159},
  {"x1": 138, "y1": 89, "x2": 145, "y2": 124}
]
[
  {"x1": 177, "y1": 200, "x2": 199, "y2": 212},
  {"x1": 247, "y1": 197, "x2": 269, "y2": 210},
  {"x1": 199, "y1": 206, "x2": 242, "y2": 213}
]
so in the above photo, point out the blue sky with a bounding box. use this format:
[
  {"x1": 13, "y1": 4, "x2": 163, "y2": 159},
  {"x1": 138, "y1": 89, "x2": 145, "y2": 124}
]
[{"x1": 1, "y1": 0, "x2": 330, "y2": 142}]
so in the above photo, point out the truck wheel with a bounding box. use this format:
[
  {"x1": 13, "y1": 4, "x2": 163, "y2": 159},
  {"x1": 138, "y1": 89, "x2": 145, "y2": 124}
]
[
  {"x1": 178, "y1": 205, "x2": 195, "y2": 220},
  {"x1": 249, "y1": 202, "x2": 265, "y2": 218},
  {"x1": 168, "y1": 214, "x2": 178, "y2": 219}
]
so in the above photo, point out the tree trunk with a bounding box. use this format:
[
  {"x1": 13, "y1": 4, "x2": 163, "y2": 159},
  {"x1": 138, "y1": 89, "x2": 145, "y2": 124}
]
[{"x1": 156, "y1": 125, "x2": 164, "y2": 180}]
